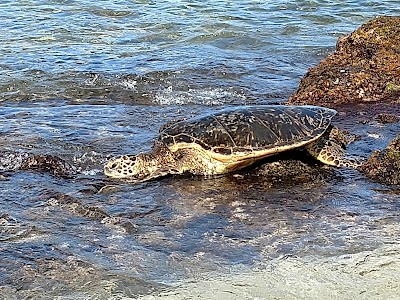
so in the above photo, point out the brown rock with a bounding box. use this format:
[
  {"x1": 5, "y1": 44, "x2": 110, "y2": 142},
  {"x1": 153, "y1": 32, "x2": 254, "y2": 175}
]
[
  {"x1": 360, "y1": 134, "x2": 400, "y2": 185},
  {"x1": 375, "y1": 113, "x2": 400, "y2": 124},
  {"x1": 21, "y1": 154, "x2": 76, "y2": 177},
  {"x1": 288, "y1": 16, "x2": 400, "y2": 107}
]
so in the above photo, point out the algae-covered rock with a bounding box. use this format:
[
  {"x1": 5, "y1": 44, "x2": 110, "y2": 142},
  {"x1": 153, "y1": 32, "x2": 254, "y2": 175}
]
[
  {"x1": 288, "y1": 16, "x2": 400, "y2": 106},
  {"x1": 21, "y1": 154, "x2": 77, "y2": 177},
  {"x1": 360, "y1": 134, "x2": 400, "y2": 185},
  {"x1": 245, "y1": 149, "x2": 336, "y2": 185},
  {"x1": 0, "y1": 151, "x2": 76, "y2": 177},
  {"x1": 375, "y1": 113, "x2": 400, "y2": 124},
  {"x1": 253, "y1": 159, "x2": 334, "y2": 184}
]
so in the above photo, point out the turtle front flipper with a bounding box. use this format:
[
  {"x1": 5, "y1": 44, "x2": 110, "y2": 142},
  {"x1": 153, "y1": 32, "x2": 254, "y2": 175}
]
[{"x1": 306, "y1": 138, "x2": 363, "y2": 168}]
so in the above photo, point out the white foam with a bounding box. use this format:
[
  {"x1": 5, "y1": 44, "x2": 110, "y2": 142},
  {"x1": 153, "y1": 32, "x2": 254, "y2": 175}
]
[
  {"x1": 119, "y1": 78, "x2": 138, "y2": 91},
  {"x1": 154, "y1": 87, "x2": 246, "y2": 106}
]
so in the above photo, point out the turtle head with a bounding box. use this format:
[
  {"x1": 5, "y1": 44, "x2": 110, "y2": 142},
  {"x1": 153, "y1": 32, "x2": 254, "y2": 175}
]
[
  {"x1": 104, "y1": 147, "x2": 181, "y2": 182},
  {"x1": 104, "y1": 155, "x2": 145, "y2": 180}
]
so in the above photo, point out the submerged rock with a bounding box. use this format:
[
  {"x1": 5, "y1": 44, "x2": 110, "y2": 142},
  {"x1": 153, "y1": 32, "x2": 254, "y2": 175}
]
[
  {"x1": 288, "y1": 16, "x2": 400, "y2": 106},
  {"x1": 45, "y1": 192, "x2": 137, "y2": 233},
  {"x1": 21, "y1": 154, "x2": 77, "y2": 177},
  {"x1": 375, "y1": 113, "x2": 400, "y2": 124},
  {"x1": 0, "y1": 214, "x2": 37, "y2": 242},
  {"x1": 0, "y1": 151, "x2": 76, "y2": 177},
  {"x1": 360, "y1": 134, "x2": 400, "y2": 185}
]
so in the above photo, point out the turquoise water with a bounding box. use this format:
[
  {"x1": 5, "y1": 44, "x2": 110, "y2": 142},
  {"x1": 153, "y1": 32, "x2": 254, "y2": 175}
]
[{"x1": 1, "y1": 1, "x2": 400, "y2": 299}]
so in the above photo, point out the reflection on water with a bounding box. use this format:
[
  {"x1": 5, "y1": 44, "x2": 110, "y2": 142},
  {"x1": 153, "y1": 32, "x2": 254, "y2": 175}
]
[{"x1": 1, "y1": 0, "x2": 400, "y2": 298}]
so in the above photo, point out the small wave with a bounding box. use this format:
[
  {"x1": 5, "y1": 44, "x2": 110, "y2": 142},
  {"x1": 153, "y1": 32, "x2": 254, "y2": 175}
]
[
  {"x1": 81, "y1": 168, "x2": 103, "y2": 176},
  {"x1": 154, "y1": 86, "x2": 247, "y2": 106},
  {"x1": 0, "y1": 151, "x2": 30, "y2": 172},
  {"x1": 0, "y1": 70, "x2": 251, "y2": 106}
]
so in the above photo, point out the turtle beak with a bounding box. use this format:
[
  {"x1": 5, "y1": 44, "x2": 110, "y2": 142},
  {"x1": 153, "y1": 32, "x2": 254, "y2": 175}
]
[
  {"x1": 103, "y1": 164, "x2": 113, "y2": 176},
  {"x1": 104, "y1": 163, "x2": 117, "y2": 177},
  {"x1": 104, "y1": 157, "x2": 122, "y2": 178}
]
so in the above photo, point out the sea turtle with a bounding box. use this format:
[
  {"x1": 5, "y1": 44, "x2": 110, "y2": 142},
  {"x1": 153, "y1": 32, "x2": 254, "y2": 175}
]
[{"x1": 104, "y1": 105, "x2": 362, "y2": 182}]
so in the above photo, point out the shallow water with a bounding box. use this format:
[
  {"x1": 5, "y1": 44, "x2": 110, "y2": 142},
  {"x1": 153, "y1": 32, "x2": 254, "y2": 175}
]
[{"x1": 1, "y1": 1, "x2": 400, "y2": 299}]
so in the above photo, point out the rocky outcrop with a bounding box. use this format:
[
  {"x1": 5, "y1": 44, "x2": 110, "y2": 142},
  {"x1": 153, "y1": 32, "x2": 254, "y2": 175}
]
[
  {"x1": 288, "y1": 16, "x2": 400, "y2": 107},
  {"x1": 286, "y1": 16, "x2": 400, "y2": 185},
  {"x1": 360, "y1": 134, "x2": 400, "y2": 185}
]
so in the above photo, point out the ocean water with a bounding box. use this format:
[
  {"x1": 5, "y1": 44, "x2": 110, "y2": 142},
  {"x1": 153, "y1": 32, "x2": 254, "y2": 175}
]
[{"x1": 0, "y1": 1, "x2": 400, "y2": 299}]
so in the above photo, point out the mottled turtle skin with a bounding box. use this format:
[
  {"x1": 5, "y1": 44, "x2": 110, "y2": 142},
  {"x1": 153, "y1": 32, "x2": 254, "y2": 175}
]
[{"x1": 104, "y1": 105, "x2": 361, "y2": 182}]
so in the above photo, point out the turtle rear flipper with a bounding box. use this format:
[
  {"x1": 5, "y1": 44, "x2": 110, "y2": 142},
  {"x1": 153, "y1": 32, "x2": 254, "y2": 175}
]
[{"x1": 306, "y1": 139, "x2": 363, "y2": 168}]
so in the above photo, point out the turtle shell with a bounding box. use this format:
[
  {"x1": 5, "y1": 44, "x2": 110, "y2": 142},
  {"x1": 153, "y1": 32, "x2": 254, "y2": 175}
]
[{"x1": 159, "y1": 105, "x2": 336, "y2": 162}]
